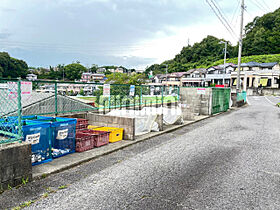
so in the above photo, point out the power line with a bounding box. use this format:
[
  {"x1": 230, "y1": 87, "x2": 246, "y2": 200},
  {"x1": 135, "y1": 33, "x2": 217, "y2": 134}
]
[
  {"x1": 210, "y1": 0, "x2": 237, "y2": 37},
  {"x1": 231, "y1": 0, "x2": 241, "y2": 24},
  {"x1": 260, "y1": 0, "x2": 271, "y2": 11},
  {"x1": 205, "y1": 0, "x2": 238, "y2": 41},
  {"x1": 248, "y1": 0, "x2": 269, "y2": 13},
  {"x1": 255, "y1": 0, "x2": 270, "y2": 12}
]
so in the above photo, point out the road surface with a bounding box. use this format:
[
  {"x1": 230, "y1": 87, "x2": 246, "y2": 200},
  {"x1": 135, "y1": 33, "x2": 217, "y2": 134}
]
[{"x1": 1, "y1": 96, "x2": 280, "y2": 210}]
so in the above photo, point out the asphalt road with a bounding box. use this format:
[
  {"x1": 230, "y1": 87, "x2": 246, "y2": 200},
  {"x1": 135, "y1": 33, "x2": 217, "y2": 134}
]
[{"x1": 1, "y1": 96, "x2": 280, "y2": 210}]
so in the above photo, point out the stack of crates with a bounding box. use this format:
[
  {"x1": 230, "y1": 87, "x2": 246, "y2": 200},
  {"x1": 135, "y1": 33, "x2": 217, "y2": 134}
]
[
  {"x1": 78, "y1": 129, "x2": 110, "y2": 147},
  {"x1": 88, "y1": 126, "x2": 123, "y2": 143},
  {"x1": 0, "y1": 119, "x2": 52, "y2": 165},
  {"x1": 76, "y1": 118, "x2": 89, "y2": 131},
  {"x1": 75, "y1": 118, "x2": 95, "y2": 152},
  {"x1": 75, "y1": 132, "x2": 95, "y2": 152}
]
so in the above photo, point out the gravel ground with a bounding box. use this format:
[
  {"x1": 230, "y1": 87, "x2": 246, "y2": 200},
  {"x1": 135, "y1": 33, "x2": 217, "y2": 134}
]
[{"x1": 1, "y1": 96, "x2": 280, "y2": 210}]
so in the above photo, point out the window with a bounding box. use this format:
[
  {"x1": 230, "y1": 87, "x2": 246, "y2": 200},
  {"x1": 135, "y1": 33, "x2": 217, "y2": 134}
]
[{"x1": 267, "y1": 79, "x2": 271, "y2": 87}]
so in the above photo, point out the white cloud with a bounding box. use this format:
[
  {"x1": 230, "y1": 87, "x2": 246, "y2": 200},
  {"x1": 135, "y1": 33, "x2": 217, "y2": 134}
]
[{"x1": 0, "y1": 0, "x2": 279, "y2": 68}]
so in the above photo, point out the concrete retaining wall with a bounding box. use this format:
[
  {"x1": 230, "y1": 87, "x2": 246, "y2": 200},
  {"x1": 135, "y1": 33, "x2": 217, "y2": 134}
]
[
  {"x1": 0, "y1": 142, "x2": 32, "y2": 191},
  {"x1": 179, "y1": 88, "x2": 212, "y2": 120},
  {"x1": 86, "y1": 113, "x2": 135, "y2": 140},
  {"x1": 233, "y1": 88, "x2": 280, "y2": 96}
]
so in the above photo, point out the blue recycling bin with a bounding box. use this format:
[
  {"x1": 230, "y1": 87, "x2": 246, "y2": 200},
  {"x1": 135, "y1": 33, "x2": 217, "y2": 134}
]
[
  {"x1": 0, "y1": 119, "x2": 52, "y2": 165},
  {"x1": 29, "y1": 116, "x2": 77, "y2": 158}
]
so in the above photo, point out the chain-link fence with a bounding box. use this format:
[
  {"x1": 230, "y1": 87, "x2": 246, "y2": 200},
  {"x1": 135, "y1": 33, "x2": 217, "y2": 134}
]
[
  {"x1": 0, "y1": 80, "x2": 23, "y2": 144},
  {"x1": 0, "y1": 79, "x2": 180, "y2": 118}
]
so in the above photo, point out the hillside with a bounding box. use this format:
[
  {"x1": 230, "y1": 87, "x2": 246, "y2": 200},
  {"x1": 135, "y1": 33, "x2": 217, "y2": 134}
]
[
  {"x1": 146, "y1": 7, "x2": 280, "y2": 75},
  {"x1": 210, "y1": 54, "x2": 280, "y2": 67}
]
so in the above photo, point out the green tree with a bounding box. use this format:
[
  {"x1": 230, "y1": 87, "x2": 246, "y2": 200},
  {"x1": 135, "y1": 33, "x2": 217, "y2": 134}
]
[
  {"x1": 0, "y1": 52, "x2": 28, "y2": 78},
  {"x1": 243, "y1": 8, "x2": 280, "y2": 55},
  {"x1": 64, "y1": 63, "x2": 87, "y2": 81},
  {"x1": 89, "y1": 64, "x2": 98, "y2": 73}
]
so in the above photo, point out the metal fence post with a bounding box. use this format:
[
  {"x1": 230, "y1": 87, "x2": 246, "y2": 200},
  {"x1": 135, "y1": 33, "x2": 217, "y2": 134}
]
[
  {"x1": 161, "y1": 86, "x2": 164, "y2": 107},
  {"x1": 140, "y1": 86, "x2": 143, "y2": 106},
  {"x1": 55, "y1": 82, "x2": 58, "y2": 116},
  {"x1": 17, "y1": 79, "x2": 22, "y2": 143}
]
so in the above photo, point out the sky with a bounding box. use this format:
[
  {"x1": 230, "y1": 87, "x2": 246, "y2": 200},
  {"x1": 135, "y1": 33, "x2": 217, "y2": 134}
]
[{"x1": 0, "y1": 0, "x2": 279, "y2": 69}]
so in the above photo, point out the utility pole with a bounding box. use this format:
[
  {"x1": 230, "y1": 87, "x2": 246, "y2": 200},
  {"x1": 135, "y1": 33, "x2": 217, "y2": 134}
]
[
  {"x1": 236, "y1": 0, "x2": 245, "y2": 92},
  {"x1": 223, "y1": 41, "x2": 227, "y2": 86},
  {"x1": 164, "y1": 64, "x2": 168, "y2": 83},
  {"x1": 220, "y1": 41, "x2": 227, "y2": 86}
]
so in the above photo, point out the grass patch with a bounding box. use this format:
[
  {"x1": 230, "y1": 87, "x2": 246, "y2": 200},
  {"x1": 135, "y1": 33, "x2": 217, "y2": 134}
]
[{"x1": 58, "y1": 185, "x2": 68, "y2": 190}]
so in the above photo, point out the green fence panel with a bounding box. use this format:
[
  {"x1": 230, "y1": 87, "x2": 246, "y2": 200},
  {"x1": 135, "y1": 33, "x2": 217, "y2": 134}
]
[
  {"x1": 0, "y1": 80, "x2": 23, "y2": 144},
  {"x1": 0, "y1": 79, "x2": 180, "y2": 118},
  {"x1": 212, "y1": 88, "x2": 230, "y2": 115}
]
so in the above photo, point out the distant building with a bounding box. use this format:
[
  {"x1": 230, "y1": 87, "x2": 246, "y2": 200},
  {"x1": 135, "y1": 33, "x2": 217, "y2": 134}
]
[
  {"x1": 206, "y1": 63, "x2": 236, "y2": 87},
  {"x1": 26, "y1": 74, "x2": 38, "y2": 81},
  {"x1": 135, "y1": 69, "x2": 145, "y2": 74},
  {"x1": 81, "y1": 72, "x2": 105, "y2": 83},
  {"x1": 231, "y1": 62, "x2": 280, "y2": 89},
  {"x1": 181, "y1": 69, "x2": 207, "y2": 87},
  {"x1": 97, "y1": 68, "x2": 106, "y2": 73},
  {"x1": 115, "y1": 67, "x2": 124, "y2": 73}
]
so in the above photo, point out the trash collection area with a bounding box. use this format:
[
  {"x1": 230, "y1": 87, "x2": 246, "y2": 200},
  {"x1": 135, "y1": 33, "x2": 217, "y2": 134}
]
[
  {"x1": 0, "y1": 79, "x2": 232, "y2": 169},
  {"x1": 0, "y1": 115, "x2": 124, "y2": 166}
]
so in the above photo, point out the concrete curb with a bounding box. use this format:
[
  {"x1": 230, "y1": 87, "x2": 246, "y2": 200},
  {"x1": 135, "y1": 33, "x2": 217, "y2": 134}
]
[{"x1": 33, "y1": 106, "x2": 246, "y2": 179}]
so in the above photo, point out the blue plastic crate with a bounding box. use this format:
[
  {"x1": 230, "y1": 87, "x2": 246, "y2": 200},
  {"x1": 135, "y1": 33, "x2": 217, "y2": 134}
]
[
  {"x1": 0, "y1": 120, "x2": 52, "y2": 166},
  {"x1": 31, "y1": 116, "x2": 77, "y2": 158}
]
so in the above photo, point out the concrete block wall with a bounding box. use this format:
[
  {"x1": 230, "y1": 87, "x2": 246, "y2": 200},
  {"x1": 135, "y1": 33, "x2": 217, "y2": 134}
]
[
  {"x1": 0, "y1": 142, "x2": 32, "y2": 191},
  {"x1": 179, "y1": 88, "x2": 212, "y2": 120},
  {"x1": 86, "y1": 113, "x2": 135, "y2": 140}
]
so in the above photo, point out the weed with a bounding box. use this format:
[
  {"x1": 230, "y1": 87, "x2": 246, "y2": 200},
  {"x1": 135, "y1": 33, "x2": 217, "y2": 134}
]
[
  {"x1": 11, "y1": 206, "x2": 21, "y2": 210},
  {"x1": 21, "y1": 177, "x2": 29, "y2": 185},
  {"x1": 7, "y1": 184, "x2": 12, "y2": 190},
  {"x1": 58, "y1": 185, "x2": 68, "y2": 190},
  {"x1": 41, "y1": 173, "x2": 47, "y2": 179},
  {"x1": 20, "y1": 200, "x2": 34, "y2": 208},
  {"x1": 42, "y1": 192, "x2": 49, "y2": 198}
]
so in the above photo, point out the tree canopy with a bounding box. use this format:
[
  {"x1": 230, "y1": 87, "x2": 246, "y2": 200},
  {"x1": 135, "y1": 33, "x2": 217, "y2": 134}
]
[
  {"x1": 64, "y1": 63, "x2": 87, "y2": 81},
  {"x1": 105, "y1": 73, "x2": 145, "y2": 85},
  {"x1": 243, "y1": 8, "x2": 280, "y2": 55},
  {"x1": 0, "y1": 52, "x2": 28, "y2": 78}
]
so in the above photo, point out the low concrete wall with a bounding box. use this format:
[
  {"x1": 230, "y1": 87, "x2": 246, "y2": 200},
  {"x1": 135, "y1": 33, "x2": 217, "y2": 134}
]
[
  {"x1": 179, "y1": 88, "x2": 212, "y2": 120},
  {"x1": 261, "y1": 88, "x2": 280, "y2": 96},
  {"x1": 87, "y1": 113, "x2": 135, "y2": 140},
  {"x1": 0, "y1": 142, "x2": 32, "y2": 191},
  {"x1": 232, "y1": 87, "x2": 280, "y2": 96}
]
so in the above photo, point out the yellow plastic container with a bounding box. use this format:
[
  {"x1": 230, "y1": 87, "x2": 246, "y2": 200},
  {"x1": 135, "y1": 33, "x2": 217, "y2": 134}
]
[
  {"x1": 89, "y1": 127, "x2": 123, "y2": 143},
  {"x1": 87, "y1": 125, "x2": 102, "y2": 130}
]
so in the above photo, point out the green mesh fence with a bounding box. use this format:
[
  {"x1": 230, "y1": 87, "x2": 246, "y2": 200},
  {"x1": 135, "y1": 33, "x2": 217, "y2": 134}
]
[
  {"x1": 0, "y1": 80, "x2": 22, "y2": 144},
  {"x1": 212, "y1": 88, "x2": 231, "y2": 114},
  {"x1": 0, "y1": 80, "x2": 180, "y2": 118}
]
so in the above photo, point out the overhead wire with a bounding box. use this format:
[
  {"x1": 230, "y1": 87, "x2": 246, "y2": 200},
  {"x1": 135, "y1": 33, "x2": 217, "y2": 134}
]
[
  {"x1": 205, "y1": 0, "x2": 238, "y2": 41},
  {"x1": 210, "y1": 0, "x2": 237, "y2": 37},
  {"x1": 260, "y1": 0, "x2": 271, "y2": 11},
  {"x1": 254, "y1": 0, "x2": 270, "y2": 12},
  {"x1": 248, "y1": 0, "x2": 269, "y2": 13},
  {"x1": 231, "y1": 0, "x2": 240, "y2": 24}
]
